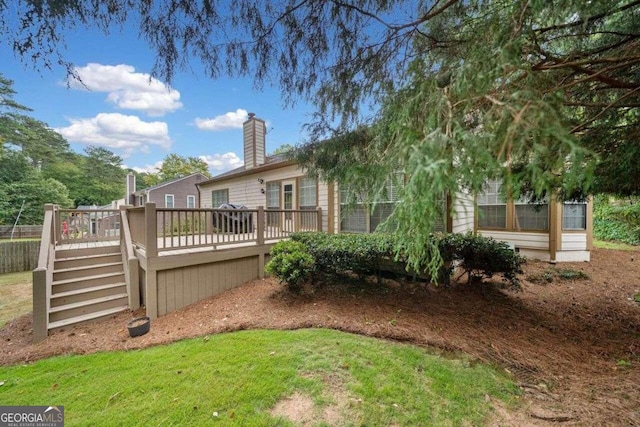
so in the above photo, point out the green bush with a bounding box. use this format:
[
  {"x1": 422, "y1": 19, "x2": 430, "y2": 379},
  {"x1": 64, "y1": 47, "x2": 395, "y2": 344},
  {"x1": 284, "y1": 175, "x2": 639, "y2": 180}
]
[
  {"x1": 291, "y1": 232, "x2": 525, "y2": 289},
  {"x1": 291, "y1": 232, "x2": 396, "y2": 278},
  {"x1": 438, "y1": 233, "x2": 525, "y2": 289},
  {"x1": 593, "y1": 196, "x2": 640, "y2": 245},
  {"x1": 265, "y1": 240, "x2": 315, "y2": 291}
]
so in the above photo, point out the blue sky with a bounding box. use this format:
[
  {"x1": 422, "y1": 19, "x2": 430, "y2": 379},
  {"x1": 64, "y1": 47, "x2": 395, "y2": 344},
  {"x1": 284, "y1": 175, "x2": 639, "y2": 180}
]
[{"x1": 1, "y1": 20, "x2": 314, "y2": 176}]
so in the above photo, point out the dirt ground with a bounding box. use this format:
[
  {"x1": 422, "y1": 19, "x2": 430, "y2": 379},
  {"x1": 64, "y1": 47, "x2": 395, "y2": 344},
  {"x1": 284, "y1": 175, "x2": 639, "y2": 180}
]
[{"x1": 1, "y1": 248, "x2": 638, "y2": 426}]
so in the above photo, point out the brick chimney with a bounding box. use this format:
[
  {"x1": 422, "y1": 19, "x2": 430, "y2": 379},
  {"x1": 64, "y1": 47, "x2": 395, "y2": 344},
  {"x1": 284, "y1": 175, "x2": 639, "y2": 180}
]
[{"x1": 243, "y1": 113, "x2": 266, "y2": 169}]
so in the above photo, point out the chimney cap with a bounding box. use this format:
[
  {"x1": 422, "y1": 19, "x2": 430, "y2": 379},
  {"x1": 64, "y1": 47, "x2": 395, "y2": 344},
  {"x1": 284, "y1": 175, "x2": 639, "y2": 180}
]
[{"x1": 248, "y1": 112, "x2": 256, "y2": 118}]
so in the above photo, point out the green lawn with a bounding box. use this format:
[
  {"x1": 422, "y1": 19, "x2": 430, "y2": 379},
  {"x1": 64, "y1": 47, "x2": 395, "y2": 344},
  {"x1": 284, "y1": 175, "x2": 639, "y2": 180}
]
[
  {"x1": 0, "y1": 271, "x2": 32, "y2": 327},
  {"x1": 593, "y1": 239, "x2": 639, "y2": 251},
  {"x1": 0, "y1": 329, "x2": 518, "y2": 426}
]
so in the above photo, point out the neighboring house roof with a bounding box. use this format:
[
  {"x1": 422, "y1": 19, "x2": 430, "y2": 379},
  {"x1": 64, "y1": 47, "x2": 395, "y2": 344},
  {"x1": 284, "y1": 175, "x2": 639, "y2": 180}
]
[
  {"x1": 76, "y1": 205, "x2": 98, "y2": 210},
  {"x1": 134, "y1": 173, "x2": 207, "y2": 196},
  {"x1": 197, "y1": 154, "x2": 296, "y2": 186}
]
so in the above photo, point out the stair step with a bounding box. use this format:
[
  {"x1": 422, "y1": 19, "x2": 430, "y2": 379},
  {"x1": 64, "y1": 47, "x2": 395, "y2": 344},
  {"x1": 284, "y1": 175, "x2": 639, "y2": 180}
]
[
  {"x1": 52, "y1": 272, "x2": 126, "y2": 293},
  {"x1": 48, "y1": 305, "x2": 130, "y2": 330},
  {"x1": 51, "y1": 282, "x2": 127, "y2": 307},
  {"x1": 49, "y1": 293, "x2": 129, "y2": 314},
  {"x1": 55, "y1": 253, "x2": 122, "y2": 269},
  {"x1": 56, "y1": 244, "x2": 120, "y2": 259},
  {"x1": 53, "y1": 262, "x2": 124, "y2": 281}
]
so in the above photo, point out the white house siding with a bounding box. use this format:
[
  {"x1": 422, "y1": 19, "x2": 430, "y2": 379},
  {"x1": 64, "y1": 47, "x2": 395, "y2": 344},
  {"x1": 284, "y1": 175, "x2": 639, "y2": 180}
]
[
  {"x1": 199, "y1": 164, "x2": 330, "y2": 232},
  {"x1": 451, "y1": 192, "x2": 475, "y2": 234},
  {"x1": 555, "y1": 233, "x2": 590, "y2": 262},
  {"x1": 561, "y1": 233, "x2": 588, "y2": 250}
]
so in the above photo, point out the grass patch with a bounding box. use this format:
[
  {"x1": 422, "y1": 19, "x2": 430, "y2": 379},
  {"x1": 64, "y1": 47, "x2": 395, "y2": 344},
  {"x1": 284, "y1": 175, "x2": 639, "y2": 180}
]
[
  {"x1": 593, "y1": 240, "x2": 639, "y2": 251},
  {"x1": 0, "y1": 329, "x2": 518, "y2": 426},
  {"x1": 0, "y1": 271, "x2": 32, "y2": 327}
]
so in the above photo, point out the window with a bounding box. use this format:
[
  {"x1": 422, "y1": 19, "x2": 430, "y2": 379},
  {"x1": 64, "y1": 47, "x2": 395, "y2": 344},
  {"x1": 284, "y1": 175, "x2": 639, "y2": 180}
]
[
  {"x1": 477, "y1": 180, "x2": 506, "y2": 228},
  {"x1": 165, "y1": 194, "x2": 174, "y2": 208},
  {"x1": 266, "y1": 182, "x2": 280, "y2": 209},
  {"x1": 563, "y1": 201, "x2": 587, "y2": 230},
  {"x1": 514, "y1": 198, "x2": 549, "y2": 231},
  {"x1": 211, "y1": 189, "x2": 229, "y2": 208},
  {"x1": 477, "y1": 180, "x2": 552, "y2": 231},
  {"x1": 138, "y1": 196, "x2": 144, "y2": 206},
  {"x1": 340, "y1": 176, "x2": 416, "y2": 233},
  {"x1": 266, "y1": 182, "x2": 281, "y2": 226},
  {"x1": 187, "y1": 195, "x2": 196, "y2": 209},
  {"x1": 298, "y1": 177, "x2": 317, "y2": 210}
]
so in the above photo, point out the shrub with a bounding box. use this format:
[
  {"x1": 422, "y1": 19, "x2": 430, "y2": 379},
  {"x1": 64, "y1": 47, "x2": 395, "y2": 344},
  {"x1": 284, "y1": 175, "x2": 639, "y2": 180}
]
[
  {"x1": 593, "y1": 196, "x2": 640, "y2": 245},
  {"x1": 265, "y1": 240, "x2": 315, "y2": 292},
  {"x1": 291, "y1": 232, "x2": 396, "y2": 278},
  {"x1": 292, "y1": 232, "x2": 525, "y2": 289},
  {"x1": 438, "y1": 233, "x2": 525, "y2": 289}
]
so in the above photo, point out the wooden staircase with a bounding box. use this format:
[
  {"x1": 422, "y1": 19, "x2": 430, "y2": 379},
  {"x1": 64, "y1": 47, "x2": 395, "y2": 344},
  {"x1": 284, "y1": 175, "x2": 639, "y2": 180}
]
[{"x1": 49, "y1": 245, "x2": 129, "y2": 330}]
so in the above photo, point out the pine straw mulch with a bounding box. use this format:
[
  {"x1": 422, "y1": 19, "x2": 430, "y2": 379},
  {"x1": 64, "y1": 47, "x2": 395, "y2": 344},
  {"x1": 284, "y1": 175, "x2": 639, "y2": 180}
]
[{"x1": 1, "y1": 248, "x2": 639, "y2": 426}]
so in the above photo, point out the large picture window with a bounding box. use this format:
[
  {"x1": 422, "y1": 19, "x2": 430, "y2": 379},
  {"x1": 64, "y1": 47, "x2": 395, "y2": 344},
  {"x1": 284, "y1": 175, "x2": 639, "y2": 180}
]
[
  {"x1": 477, "y1": 180, "x2": 553, "y2": 231},
  {"x1": 477, "y1": 180, "x2": 506, "y2": 228},
  {"x1": 211, "y1": 189, "x2": 228, "y2": 208}
]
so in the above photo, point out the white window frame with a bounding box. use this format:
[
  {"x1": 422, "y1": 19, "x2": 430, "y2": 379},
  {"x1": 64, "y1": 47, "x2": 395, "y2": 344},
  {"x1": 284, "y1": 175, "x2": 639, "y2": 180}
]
[
  {"x1": 165, "y1": 194, "x2": 175, "y2": 208},
  {"x1": 562, "y1": 201, "x2": 587, "y2": 230},
  {"x1": 477, "y1": 180, "x2": 507, "y2": 229},
  {"x1": 266, "y1": 182, "x2": 280, "y2": 209},
  {"x1": 298, "y1": 177, "x2": 317, "y2": 210},
  {"x1": 187, "y1": 195, "x2": 196, "y2": 209}
]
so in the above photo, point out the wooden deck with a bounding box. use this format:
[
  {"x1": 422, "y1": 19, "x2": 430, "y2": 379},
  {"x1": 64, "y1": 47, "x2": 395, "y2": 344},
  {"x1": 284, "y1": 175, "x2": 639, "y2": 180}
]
[
  {"x1": 56, "y1": 240, "x2": 120, "y2": 251},
  {"x1": 55, "y1": 234, "x2": 284, "y2": 257}
]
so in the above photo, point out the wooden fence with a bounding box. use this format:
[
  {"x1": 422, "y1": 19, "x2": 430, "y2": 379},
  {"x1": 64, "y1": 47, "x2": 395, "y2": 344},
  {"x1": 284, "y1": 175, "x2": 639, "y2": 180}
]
[
  {"x1": 0, "y1": 240, "x2": 41, "y2": 274},
  {"x1": 0, "y1": 225, "x2": 43, "y2": 239}
]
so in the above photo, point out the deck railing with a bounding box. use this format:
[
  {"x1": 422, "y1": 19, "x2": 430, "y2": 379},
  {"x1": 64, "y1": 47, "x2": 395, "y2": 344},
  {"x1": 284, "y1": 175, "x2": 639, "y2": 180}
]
[
  {"x1": 130, "y1": 204, "x2": 322, "y2": 253},
  {"x1": 56, "y1": 208, "x2": 121, "y2": 243},
  {"x1": 119, "y1": 207, "x2": 140, "y2": 310},
  {"x1": 33, "y1": 204, "x2": 55, "y2": 341}
]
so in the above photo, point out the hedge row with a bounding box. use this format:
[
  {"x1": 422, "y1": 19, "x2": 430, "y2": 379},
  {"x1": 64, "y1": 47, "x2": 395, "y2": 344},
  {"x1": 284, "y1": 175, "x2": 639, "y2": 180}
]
[{"x1": 266, "y1": 232, "x2": 525, "y2": 291}]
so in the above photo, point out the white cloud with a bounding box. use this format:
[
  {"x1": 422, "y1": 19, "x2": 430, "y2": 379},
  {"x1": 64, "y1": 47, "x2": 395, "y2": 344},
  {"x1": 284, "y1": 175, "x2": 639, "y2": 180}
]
[
  {"x1": 194, "y1": 109, "x2": 248, "y2": 131},
  {"x1": 200, "y1": 152, "x2": 243, "y2": 172},
  {"x1": 56, "y1": 113, "x2": 171, "y2": 158},
  {"x1": 124, "y1": 161, "x2": 164, "y2": 174},
  {"x1": 69, "y1": 63, "x2": 182, "y2": 116}
]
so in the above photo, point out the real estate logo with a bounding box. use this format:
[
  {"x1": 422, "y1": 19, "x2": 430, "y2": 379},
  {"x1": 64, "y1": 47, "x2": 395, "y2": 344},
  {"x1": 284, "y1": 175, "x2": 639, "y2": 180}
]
[{"x1": 0, "y1": 406, "x2": 64, "y2": 427}]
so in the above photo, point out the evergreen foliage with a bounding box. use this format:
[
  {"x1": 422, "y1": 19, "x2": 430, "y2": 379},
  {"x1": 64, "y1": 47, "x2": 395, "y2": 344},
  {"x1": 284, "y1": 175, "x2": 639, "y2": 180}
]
[{"x1": 1, "y1": 2, "x2": 638, "y2": 265}]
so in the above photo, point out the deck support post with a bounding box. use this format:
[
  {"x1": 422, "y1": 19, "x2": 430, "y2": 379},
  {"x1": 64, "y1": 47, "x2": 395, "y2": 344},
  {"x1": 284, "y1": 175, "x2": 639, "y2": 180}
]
[
  {"x1": 316, "y1": 207, "x2": 323, "y2": 232},
  {"x1": 257, "y1": 206, "x2": 265, "y2": 245},
  {"x1": 144, "y1": 203, "x2": 158, "y2": 319},
  {"x1": 32, "y1": 268, "x2": 48, "y2": 341}
]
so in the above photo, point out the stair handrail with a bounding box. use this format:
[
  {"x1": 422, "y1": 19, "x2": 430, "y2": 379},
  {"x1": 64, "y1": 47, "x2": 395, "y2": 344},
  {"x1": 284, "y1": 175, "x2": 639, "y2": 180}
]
[
  {"x1": 120, "y1": 206, "x2": 140, "y2": 310},
  {"x1": 33, "y1": 204, "x2": 56, "y2": 341}
]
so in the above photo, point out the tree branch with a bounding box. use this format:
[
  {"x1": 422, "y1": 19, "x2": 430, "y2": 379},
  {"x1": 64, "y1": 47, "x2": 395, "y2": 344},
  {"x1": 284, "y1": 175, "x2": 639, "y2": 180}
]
[{"x1": 535, "y1": 0, "x2": 640, "y2": 34}]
